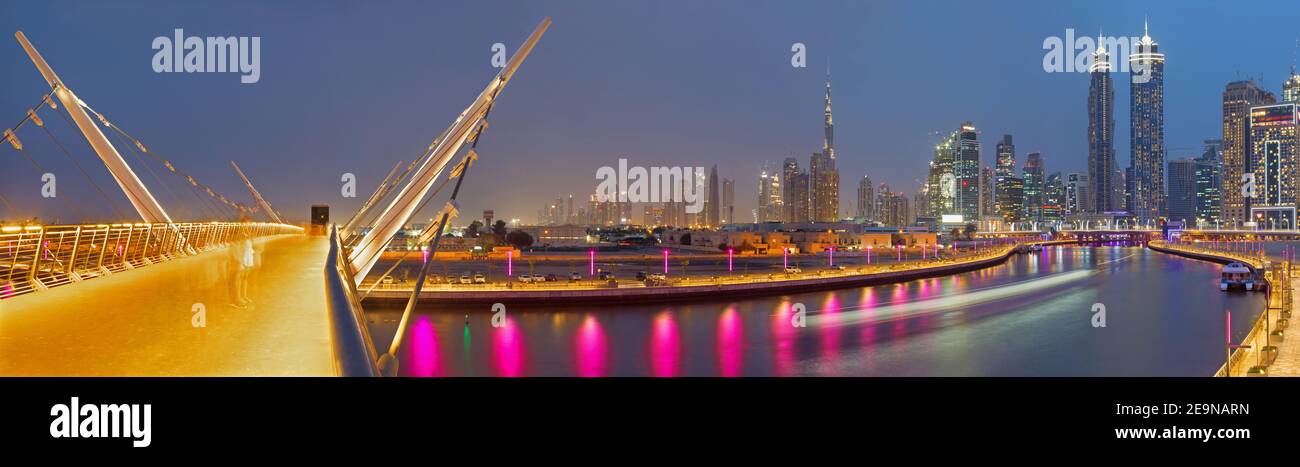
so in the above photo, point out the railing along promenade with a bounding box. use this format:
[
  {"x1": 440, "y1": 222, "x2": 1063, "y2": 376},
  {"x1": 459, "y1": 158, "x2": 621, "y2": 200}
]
[
  {"x1": 1148, "y1": 240, "x2": 1290, "y2": 376},
  {"x1": 0, "y1": 221, "x2": 304, "y2": 300}
]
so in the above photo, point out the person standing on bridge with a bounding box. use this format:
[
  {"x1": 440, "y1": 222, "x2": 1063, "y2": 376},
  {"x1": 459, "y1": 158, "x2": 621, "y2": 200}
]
[{"x1": 229, "y1": 223, "x2": 256, "y2": 309}]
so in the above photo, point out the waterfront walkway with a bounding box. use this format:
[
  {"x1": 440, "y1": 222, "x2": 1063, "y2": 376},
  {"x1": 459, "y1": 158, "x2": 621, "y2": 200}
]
[
  {"x1": 1270, "y1": 273, "x2": 1300, "y2": 376},
  {"x1": 0, "y1": 234, "x2": 333, "y2": 376}
]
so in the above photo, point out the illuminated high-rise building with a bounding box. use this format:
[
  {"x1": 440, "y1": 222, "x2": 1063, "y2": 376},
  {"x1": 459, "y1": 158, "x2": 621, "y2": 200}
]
[
  {"x1": 722, "y1": 177, "x2": 735, "y2": 224},
  {"x1": 1066, "y1": 173, "x2": 1090, "y2": 215},
  {"x1": 1043, "y1": 172, "x2": 1064, "y2": 224},
  {"x1": 995, "y1": 134, "x2": 1023, "y2": 223},
  {"x1": 1222, "y1": 79, "x2": 1276, "y2": 225},
  {"x1": 1249, "y1": 103, "x2": 1299, "y2": 228},
  {"x1": 1023, "y1": 152, "x2": 1044, "y2": 223},
  {"x1": 809, "y1": 73, "x2": 840, "y2": 222},
  {"x1": 1129, "y1": 20, "x2": 1166, "y2": 221},
  {"x1": 1167, "y1": 158, "x2": 1198, "y2": 224},
  {"x1": 955, "y1": 122, "x2": 981, "y2": 221},
  {"x1": 1194, "y1": 139, "x2": 1223, "y2": 225},
  {"x1": 781, "y1": 157, "x2": 808, "y2": 222},
  {"x1": 980, "y1": 165, "x2": 994, "y2": 217},
  {"x1": 1088, "y1": 33, "x2": 1118, "y2": 213},
  {"x1": 857, "y1": 175, "x2": 874, "y2": 221}
]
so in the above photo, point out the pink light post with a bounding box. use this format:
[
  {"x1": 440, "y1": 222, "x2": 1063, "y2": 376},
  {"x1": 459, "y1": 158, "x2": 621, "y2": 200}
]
[
  {"x1": 866, "y1": 245, "x2": 872, "y2": 264},
  {"x1": 589, "y1": 248, "x2": 595, "y2": 277},
  {"x1": 663, "y1": 248, "x2": 670, "y2": 275},
  {"x1": 783, "y1": 247, "x2": 789, "y2": 269},
  {"x1": 828, "y1": 247, "x2": 834, "y2": 268},
  {"x1": 727, "y1": 248, "x2": 734, "y2": 272},
  {"x1": 896, "y1": 244, "x2": 902, "y2": 262},
  {"x1": 507, "y1": 250, "x2": 513, "y2": 276}
]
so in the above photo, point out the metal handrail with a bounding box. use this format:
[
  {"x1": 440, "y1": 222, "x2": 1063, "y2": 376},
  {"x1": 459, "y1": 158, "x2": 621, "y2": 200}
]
[
  {"x1": 0, "y1": 221, "x2": 303, "y2": 300},
  {"x1": 323, "y1": 225, "x2": 381, "y2": 376}
]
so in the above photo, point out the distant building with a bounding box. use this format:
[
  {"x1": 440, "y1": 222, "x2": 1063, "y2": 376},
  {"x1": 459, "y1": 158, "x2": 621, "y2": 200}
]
[
  {"x1": 1194, "y1": 140, "x2": 1223, "y2": 225},
  {"x1": 955, "y1": 122, "x2": 981, "y2": 222},
  {"x1": 782, "y1": 157, "x2": 809, "y2": 222},
  {"x1": 1248, "y1": 102, "x2": 1299, "y2": 228},
  {"x1": 722, "y1": 177, "x2": 735, "y2": 224},
  {"x1": 1088, "y1": 34, "x2": 1119, "y2": 213},
  {"x1": 856, "y1": 175, "x2": 874, "y2": 221},
  {"x1": 1129, "y1": 21, "x2": 1167, "y2": 222},
  {"x1": 1222, "y1": 79, "x2": 1276, "y2": 225},
  {"x1": 1167, "y1": 158, "x2": 1198, "y2": 223},
  {"x1": 1065, "y1": 173, "x2": 1090, "y2": 215},
  {"x1": 1023, "y1": 152, "x2": 1045, "y2": 223},
  {"x1": 1043, "y1": 172, "x2": 1064, "y2": 224}
]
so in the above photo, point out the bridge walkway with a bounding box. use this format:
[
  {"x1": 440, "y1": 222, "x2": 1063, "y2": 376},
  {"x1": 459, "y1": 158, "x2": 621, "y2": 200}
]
[{"x1": 0, "y1": 234, "x2": 333, "y2": 376}]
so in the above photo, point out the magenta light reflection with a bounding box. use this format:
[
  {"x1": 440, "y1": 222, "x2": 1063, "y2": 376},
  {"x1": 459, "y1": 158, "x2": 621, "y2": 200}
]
[
  {"x1": 650, "y1": 311, "x2": 681, "y2": 377},
  {"x1": 717, "y1": 307, "x2": 743, "y2": 377},
  {"x1": 408, "y1": 316, "x2": 440, "y2": 377},
  {"x1": 492, "y1": 316, "x2": 525, "y2": 377},
  {"x1": 771, "y1": 301, "x2": 796, "y2": 377},
  {"x1": 575, "y1": 315, "x2": 608, "y2": 377}
]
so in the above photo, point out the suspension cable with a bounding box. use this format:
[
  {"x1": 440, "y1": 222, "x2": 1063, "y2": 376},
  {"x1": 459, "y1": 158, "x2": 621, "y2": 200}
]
[{"x1": 36, "y1": 122, "x2": 129, "y2": 219}]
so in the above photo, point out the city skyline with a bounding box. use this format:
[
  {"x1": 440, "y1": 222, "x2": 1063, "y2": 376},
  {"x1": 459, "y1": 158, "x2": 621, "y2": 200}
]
[{"x1": 2, "y1": 1, "x2": 1299, "y2": 227}]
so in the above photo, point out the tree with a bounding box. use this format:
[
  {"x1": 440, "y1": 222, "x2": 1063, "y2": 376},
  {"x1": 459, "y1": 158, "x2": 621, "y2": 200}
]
[
  {"x1": 964, "y1": 223, "x2": 978, "y2": 239},
  {"x1": 464, "y1": 220, "x2": 483, "y2": 238},
  {"x1": 679, "y1": 233, "x2": 692, "y2": 245},
  {"x1": 718, "y1": 243, "x2": 729, "y2": 251},
  {"x1": 506, "y1": 229, "x2": 534, "y2": 249},
  {"x1": 492, "y1": 220, "x2": 508, "y2": 242}
]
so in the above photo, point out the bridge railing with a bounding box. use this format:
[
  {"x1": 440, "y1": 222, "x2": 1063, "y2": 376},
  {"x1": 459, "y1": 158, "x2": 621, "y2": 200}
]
[
  {"x1": 0, "y1": 222, "x2": 303, "y2": 300},
  {"x1": 323, "y1": 224, "x2": 382, "y2": 376}
]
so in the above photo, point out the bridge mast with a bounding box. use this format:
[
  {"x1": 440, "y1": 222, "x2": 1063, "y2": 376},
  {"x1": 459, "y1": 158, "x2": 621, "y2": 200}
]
[
  {"x1": 345, "y1": 17, "x2": 550, "y2": 284},
  {"x1": 229, "y1": 160, "x2": 284, "y2": 224},
  {"x1": 14, "y1": 31, "x2": 172, "y2": 224}
]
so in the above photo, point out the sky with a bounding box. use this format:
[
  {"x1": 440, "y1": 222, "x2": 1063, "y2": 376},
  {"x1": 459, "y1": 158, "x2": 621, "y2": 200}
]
[{"x1": 1, "y1": 0, "x2": 1298, "y2": 225}]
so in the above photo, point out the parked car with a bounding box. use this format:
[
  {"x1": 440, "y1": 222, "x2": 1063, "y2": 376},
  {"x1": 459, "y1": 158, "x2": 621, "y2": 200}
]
[
  {"x1": 545, "y1": 274, "x2": 558, "y2": 282},
  {"x1": 829, "y1": 265, "x2": 845, "y2": 271},
  {"x1": 459, "y1": 274, "x2": 472, "y2": 284},
  {"x1": 518, "y1": 274, "x2": 534, "y2": 283},
  {"x1": 472, "y1": 272, "x2": 486, "y2": 284},
  {"x1": 598, "y1": 271, "x2": 615, "y2": 280},
  {"x1": 784, "y1": 266, "x2": 801, "y2": 274},
  {"x1": 381, "y1": 276, "x2": 394, "y2": 285},
  {"x1": 647, "y1": 272, "x2": 666, "y2": 281},
  {"x1": 569, "y1": 272, "x2": 582, "y2": 281}
]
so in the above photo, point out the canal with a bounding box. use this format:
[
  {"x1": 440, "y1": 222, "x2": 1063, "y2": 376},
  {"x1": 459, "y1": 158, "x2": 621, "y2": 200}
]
[{"x1": 364, "y1": 245, "x2": 1266, "y2": 376}]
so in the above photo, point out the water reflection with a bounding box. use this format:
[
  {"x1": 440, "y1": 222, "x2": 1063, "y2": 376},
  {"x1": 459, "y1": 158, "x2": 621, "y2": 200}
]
[
  {"x1": 369, "y1": 246, "x2": 1268, "y2": 376},
  {"x1": 575, "y1": 315, "x2": 607, "y2": 377}
]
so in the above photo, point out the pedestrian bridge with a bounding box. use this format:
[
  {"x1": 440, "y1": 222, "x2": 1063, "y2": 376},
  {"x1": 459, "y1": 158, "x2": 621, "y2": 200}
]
[{"x1": 0, "y1": 223, "x2": 335, "y2": 376}]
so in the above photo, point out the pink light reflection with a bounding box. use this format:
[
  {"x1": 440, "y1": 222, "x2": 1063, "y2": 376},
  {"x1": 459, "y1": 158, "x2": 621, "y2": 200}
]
[
  {"x1": 716, "y1": 307, "x2": 743, "y2": 377},
  {"x1": 492, "y1": 316, "x2": 526, "y2": 377},
  {"x1": 407, "y1": 316, "x2": 440, "y2": 377},
  {"x1": 575, "y1": 315, "x2": 608, "y2": 377},
  {"x1": 650, "y1": 311, "x2": 681, "y2": 377}
]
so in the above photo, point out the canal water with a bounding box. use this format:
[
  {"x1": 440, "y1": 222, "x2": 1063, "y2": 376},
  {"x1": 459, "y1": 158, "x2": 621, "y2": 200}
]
[{"x1": 364, "y1": 245, "x2": 1266, "y2": 376}]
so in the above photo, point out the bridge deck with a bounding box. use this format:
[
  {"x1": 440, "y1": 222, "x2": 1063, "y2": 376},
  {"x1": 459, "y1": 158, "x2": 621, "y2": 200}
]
[{"x1": 0, "y1": 234, "x2": 333, "y2": 376}]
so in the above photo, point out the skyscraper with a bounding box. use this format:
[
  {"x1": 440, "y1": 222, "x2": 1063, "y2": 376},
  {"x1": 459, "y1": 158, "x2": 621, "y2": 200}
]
[
  {"x1": 857, "y1": 175, "x2": 874, "y2": 221},
  {"x1": 1066, "y1": 173, "x2": 1090, "y2": 216},
  {"x1": 1023, "y1": 152, "x2": 1045, "y2": 223},
  {"x1": 1088, "y1": 34, "x2": 1118, "y2": 213},
  {"x1": 781, "y1": 157, "x2": 806, "y2": 222},
  {"x1": 722, "y1": 177, "x2": 735, "y2": 224},
  {"x1": 1043, "y1": 172, "x2": 1064, "y2": 224},
  {"x1": 1284, "y1": 65, "x2": 1300, "y2": 103},
  {"x1": 1222, "y1": 79, "x2": 1276, "y2": 225},
  {"x1": 1248, "y1": 102, "x2": 1299, "y2": 228},
  {"x1": 980, "y1": 165, "x2": 994, "y2": 218},
  {"x1": 955, "y1": 122, "x2": 981, "y2": 221},
  {"x1": 1167, "y1": 158, "x2": 1197, "y2": 223},
  {"x1": 995, "y1": 134, "x2": 1024, "y2": 223},
  {"x1": 706, "y1": 165, "x2": 720, "y2": 227},
  {"x1": 1129, "y1": 21, "x2": 1166, "y2": 221},
  {"x1": 809, "y1": 73, "x2": 841, "y2": 222},
  {"x1": 1194, "y1": 140, "x2": 1223, "y2": 225}
]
